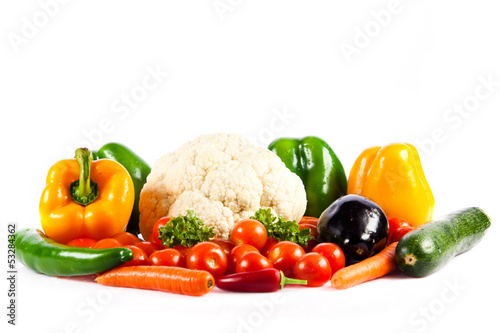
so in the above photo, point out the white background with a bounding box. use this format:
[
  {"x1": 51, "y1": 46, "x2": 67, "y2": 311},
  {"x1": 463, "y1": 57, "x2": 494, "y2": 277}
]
[{"x1": 1, "y1": 1, "x2": 499, "y2": 333}]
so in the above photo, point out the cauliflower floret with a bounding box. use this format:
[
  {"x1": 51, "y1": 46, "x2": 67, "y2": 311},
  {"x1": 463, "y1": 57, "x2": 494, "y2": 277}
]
[{"x1": 139, "y1": 133, "x2": 307, "y2": 240}]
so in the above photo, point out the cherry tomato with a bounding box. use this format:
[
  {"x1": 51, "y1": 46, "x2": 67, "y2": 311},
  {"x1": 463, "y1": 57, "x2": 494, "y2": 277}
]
[
  {"x1": 388, "y1": 217, "x2": 413, "y2": 237},
  {"x1": 388, "y1": 226, "x2": 414, "y2": 244},
  {"x1": 236, "y1": 251, "x2": 273, "y2": 273},
  {"x1": 133, "y1": 241, "x2": 163, "y2": 257},
  {"x1": 148, "y1": 248, "x2": 185, "y2": 267},
  {"x1": 293, "y1": 253, "x2": 331, "y2": 287},
  {"x1": 151, "y1": 217, "x2": 171, "y2": 247},
  {"x1": 312, "y1": 242, "x2": 345, "y2": 275},
  {"x1": 111, "y1": 232, "x2": 141, "y2": 246},
  {"x1": 209, "y1": 238, "x2": 235, "y2": 257},
  {"x1": 231, "y1": 219, "x2": 268, "y2": 250},
  {"x1": 186, "y1": 242, "x2": 228, "y2": 278},
  {"x1": 299, "y1": 223, "x2": 318, "y2": 253},
  {"x1": 66, "y1": 238, "x2": 96, "y2": 248},
  {"x1": 267, "y1": 241, "x2": 305, "y2": 277},
  {"x1": 146, "y1": 234, "x2": 156, "y2": 243},
  {"x1": 93, "y1": 238, "x2": 123, "y2": 249},
  {"x1": 227, "y1": 244, "x2": 260, "y2": 274},
  {"x1": 173, "y1": 245, "x2": 191, "y2": 259},
  {"x1": 121, "y1": 245, "x2": 148, "y2": 267},
  {"x1": 299, "y1": 216, "x2": 319, "y2": 227},
  {"x1": 261, "y1": 237, "x2": 279, "y2": 257}
]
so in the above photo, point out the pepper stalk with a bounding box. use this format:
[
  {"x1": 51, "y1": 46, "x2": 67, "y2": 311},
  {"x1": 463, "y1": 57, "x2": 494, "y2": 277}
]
[{"x1": 70, "y1": 148, "x2": 99, "y2": 205}]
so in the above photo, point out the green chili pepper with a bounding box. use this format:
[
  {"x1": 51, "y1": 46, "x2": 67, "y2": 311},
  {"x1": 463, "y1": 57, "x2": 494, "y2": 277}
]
[
  {"x1": 93, "y1": 143, "x2": 151, "y2": 237},
  {"x1": 268, "y1": 136, "x2": 347, "y2": 218},
  {"x1": 14, "y1": 228, "x2": 133, "y2": 276}
]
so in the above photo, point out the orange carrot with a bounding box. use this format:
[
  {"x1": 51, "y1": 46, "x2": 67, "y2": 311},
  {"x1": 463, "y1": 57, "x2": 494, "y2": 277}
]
[
  {"x1": 331, "y1": 242, "x2": 398, "y2": 289},
  {"x1": 95, "y1": 266, "x2": 215, "y2": 296}
]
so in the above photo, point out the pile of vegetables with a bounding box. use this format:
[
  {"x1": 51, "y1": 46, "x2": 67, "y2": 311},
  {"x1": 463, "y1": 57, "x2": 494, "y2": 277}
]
[{"x1": 14, "y1": 133, "x2": 492, "y2": 297}]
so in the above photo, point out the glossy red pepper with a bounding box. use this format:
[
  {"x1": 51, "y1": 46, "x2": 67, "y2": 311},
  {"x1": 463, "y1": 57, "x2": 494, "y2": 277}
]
[{"x1": 215, "y1": 268, "x2": 307, "y2": 292}]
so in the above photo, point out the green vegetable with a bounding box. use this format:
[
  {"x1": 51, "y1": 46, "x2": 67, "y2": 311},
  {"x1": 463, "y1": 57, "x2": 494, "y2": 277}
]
[
  {"x1": 157, "y1": 210, "x2": 215, "y2": 248},
  {"x1": 14, "y1": 228, "x2": 133, "y2": 276},
  {"x1": 250, "y1": 208, "x2": 314, "y2": 247},
  {"x1": 395, "y1": 207, "x2": 491, "y2": 277},
  {"x1": 268, "y1": 136, "x2": 347, "y2": 218},
  {"x1": 93, "y1": 142, "x2": 151, "y2": 237}
]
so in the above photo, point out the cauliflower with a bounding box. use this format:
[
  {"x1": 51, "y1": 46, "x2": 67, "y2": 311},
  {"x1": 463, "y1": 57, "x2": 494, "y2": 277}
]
[{"x1": 139, "y1": 133, "x2": 307, "y2": 240}]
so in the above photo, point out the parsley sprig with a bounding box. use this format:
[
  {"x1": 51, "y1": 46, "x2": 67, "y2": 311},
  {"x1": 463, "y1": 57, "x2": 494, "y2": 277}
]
[
  {"x1": 250, "y1": 208, "x2": 314, "y2": 247},
  {"x1": 157, "y1": 210, "x2": 215, "y2": 248}
]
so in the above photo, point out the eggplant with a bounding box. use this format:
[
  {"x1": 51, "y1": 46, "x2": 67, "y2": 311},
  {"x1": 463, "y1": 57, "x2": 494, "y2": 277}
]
[{"x1": 317, "y1": 194, "x2": 388, "y2": 266}]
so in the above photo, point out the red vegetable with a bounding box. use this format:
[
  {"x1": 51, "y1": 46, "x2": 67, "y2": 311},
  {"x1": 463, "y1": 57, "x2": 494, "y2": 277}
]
[
  {"x1": 388, "y1": 226, "x2": 414, "y2": 244},
  {"x1": 215, "y1": 268, "x2": 307, "y2": 292},
  {"x1": 133, "y1": 241, "x2": 163, "y2": 257},
  {"x1": 148, "y1": 248, "x2": 185, "y2": 267},
  {"x1": 387, "y1": 217, "x2": 413, "y2": 241},
  {"x1": 260, "y1": 237, "x2": 279, "y2": 257},
  {"x1": 267, "y1": 241, "x2": 305, "y2": 277},
  {"x1": 312, "y1": 242, "x2": 345, "y2": 275},
  {"x1": 186, "y1": 242, "x2": 227, "y2": 278},
  {"x1": 67, "y1": 237, "x2": 96, "y2": 248},
  {"x1": 151, "y1": 217, "x2": 170, "y2": 247},
  {"x1": 293, "y1": 253, "x2": 331, "y2": 287},
  {"x1": 236, "y1": 251, "x2": 273, "y2": 273},
  {"x1": 231, "y1": 219, "x2": 268, "y2": 250}
]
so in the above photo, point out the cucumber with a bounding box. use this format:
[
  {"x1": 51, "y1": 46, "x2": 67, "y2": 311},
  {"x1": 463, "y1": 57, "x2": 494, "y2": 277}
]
[{"x1": 395, "y1": 207, "x2": 491, "y2": 277}]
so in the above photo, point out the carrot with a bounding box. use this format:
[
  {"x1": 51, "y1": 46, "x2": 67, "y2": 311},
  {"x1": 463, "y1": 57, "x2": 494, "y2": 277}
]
[
  {"x1": 331, "y1": 242, "x2": 398, "y2": 289},
  {"x1": 95, "y1": 266, "x2": 215, "y2": 296}
]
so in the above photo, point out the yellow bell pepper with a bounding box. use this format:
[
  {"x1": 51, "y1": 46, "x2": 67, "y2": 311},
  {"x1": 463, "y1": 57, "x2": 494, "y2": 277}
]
[
  {"x1": 347, "y1": 143, "x2": 434, "y2": 226},
  {"x1": 40, "y1": 148, "x2": 134, "y2": 244}
]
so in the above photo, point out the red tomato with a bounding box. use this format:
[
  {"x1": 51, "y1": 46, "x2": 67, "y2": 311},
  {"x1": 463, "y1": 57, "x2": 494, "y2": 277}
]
[
  {"x1": 121, "y1": 245, "x2": 148, "y2": 267},
  {"x1": 148, "y1": 248, "x2": 185, "y2": 267},
  {"x1": 111, "y1": 232, "x2": 140, "y2": 246},
  {"x1": 293, "y1": 253, "x2": 331, "y2": 287},
  {"x1": 236, "y1": 251, "x2": 273, "y2": 273},
  {"x1": 133, "y1": 241, "x2": 163, "y2": 257},
  {"x1": 261, "y1": 237, "x2": 279, "y2": 257},
  {"x1": 299, "y1": 216, "x2": 319, "y2": 227},
  {"x1": 186, "y1": 242, "x2": 228, "y2": 278},
  {"x1": 299, "y1": 223, "x2": 318, "y2": 253},
  {"x1": 93, "y1": 238, "x2": 122, "y2": 249},
  {"x1": 388, "y1": 217, "x2": 413, "y2": 237},
  {"x1": 66, "y1": 238, "x2": 96, "y2": 248},
  {"x1": 227, "y1": 244, "x2": 260, "y2": 274},
  {"x1": 151, "y1": 217, "x2": 171, "y2": 247},
  {"x1": 173, "y1": 245, "x2": 191, "y2": 259},
  {"x1": 312, "y1": 243, "x2": 345, "y2": 275},
  {"x1": 231, "y1": 219, "x2": 268, "y2": 250},
  {"x1": 209, "y1": 238, "x2": 234, "y2": 257},
  {"x1": 388, "y1": 226, "x2": 414, "y2": 244},
  {"x1": 267, "y1": 241, "x2": 305, "y2": 277}
]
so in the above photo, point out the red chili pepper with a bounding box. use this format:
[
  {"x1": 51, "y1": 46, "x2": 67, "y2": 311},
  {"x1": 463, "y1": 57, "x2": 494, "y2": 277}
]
[{"x1": 215, "y1": 268, "x2": 307, "y2": 292}]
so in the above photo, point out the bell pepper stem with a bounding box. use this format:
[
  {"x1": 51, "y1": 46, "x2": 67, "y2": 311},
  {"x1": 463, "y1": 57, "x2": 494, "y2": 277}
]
[
  {"x1": 279, "y1": 270, "x2": 308, "y2": 289},
  {"x1": 70, "y1": 148, "x2": 99, "y2": 206}
]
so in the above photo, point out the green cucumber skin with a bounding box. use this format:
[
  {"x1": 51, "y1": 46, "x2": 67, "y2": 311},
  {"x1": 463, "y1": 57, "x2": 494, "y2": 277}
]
[{"x1": 395, "y1": 207, "x2": 491, "y2": 278}]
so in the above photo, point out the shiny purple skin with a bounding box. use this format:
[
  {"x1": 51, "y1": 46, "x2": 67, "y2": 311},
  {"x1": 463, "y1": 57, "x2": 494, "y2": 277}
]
[{"x1": 317, "y1": 194, "x2": 389, "y2": 266}]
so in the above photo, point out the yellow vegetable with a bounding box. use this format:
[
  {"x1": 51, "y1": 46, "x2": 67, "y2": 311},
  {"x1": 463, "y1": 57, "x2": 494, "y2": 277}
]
[{"x1": 347, "y1": 143, "x2": 434, "y2": 227}]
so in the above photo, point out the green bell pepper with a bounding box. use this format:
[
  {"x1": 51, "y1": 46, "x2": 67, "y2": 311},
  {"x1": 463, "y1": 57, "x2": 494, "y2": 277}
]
[
  {"x1": 93, "y1": 143, "x2": 151, "y2": 237},
  {"x1": 268, "y1": 136, "x2": 347, "y2": 218}
]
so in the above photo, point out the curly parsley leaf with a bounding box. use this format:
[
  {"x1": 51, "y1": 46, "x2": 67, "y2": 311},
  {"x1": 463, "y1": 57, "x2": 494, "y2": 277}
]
[
  {"x1": 157, "y1": 210, "x2": 215, "y2": 248},
  {"x1": 250, "y1": 208, "x2": 314, "y2": 247}
]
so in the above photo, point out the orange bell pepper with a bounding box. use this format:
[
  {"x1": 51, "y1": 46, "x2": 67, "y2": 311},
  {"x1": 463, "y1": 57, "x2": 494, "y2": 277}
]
[
  {"x1": 40, "y1": 148, "x2": 134, "y2": 244},
  {"x1": 347, "y1": 143, "x2": 434, "y2": 227}
]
